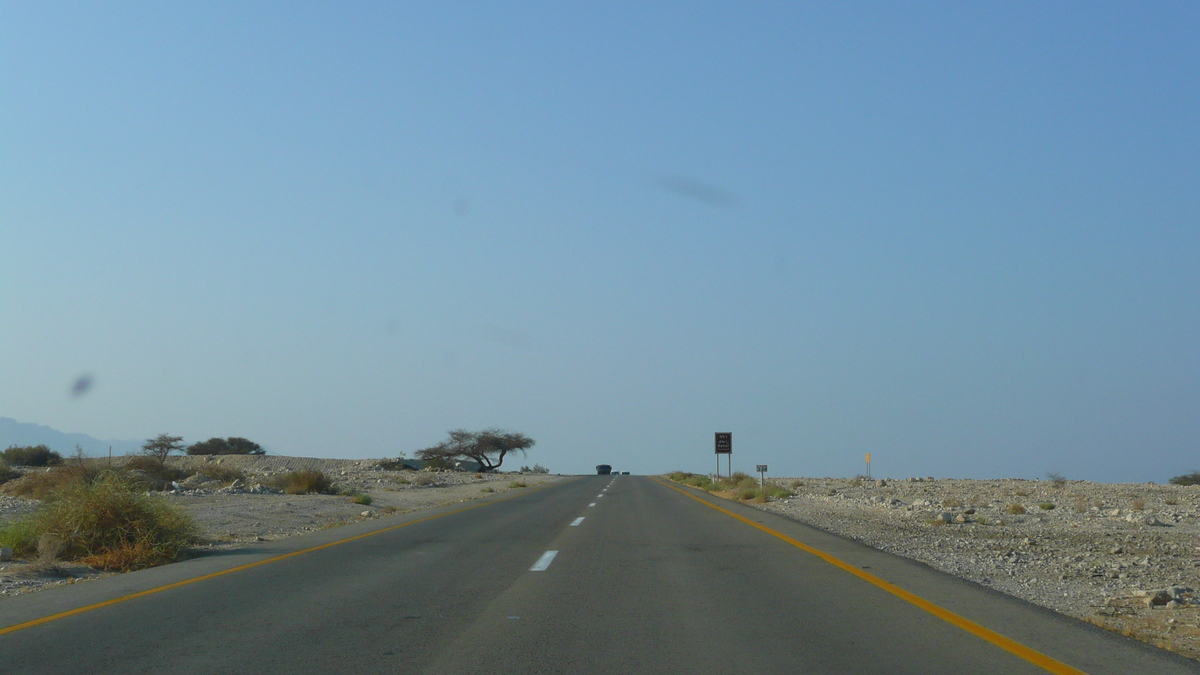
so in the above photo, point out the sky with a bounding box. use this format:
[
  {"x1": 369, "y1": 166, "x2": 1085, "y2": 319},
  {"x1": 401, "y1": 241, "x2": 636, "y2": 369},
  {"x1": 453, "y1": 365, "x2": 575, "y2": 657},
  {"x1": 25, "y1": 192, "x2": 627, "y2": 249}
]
[{"x1": 2, "y1": 2, "x2": 1197, "y2": 481}]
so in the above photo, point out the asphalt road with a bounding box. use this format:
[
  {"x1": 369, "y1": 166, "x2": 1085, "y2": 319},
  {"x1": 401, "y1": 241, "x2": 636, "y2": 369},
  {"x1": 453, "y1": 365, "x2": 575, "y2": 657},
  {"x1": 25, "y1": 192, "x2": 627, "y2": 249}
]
[{"x1": 1, "y1": 475, "x2": 1196, "y2": 674}]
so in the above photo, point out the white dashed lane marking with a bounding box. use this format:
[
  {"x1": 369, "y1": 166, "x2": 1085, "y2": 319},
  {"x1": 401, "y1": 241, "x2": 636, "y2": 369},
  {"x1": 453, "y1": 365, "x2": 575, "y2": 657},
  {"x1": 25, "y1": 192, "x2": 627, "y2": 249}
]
[
  {"x1": 588, "y1": 503, "x2": 596, "y2": 507},
  {"x1": 570, "y1": 517, "x2": 585, "y2": 526},
  {"x1": 529, "y1": 550, "x2": 559, "y2": 571}
]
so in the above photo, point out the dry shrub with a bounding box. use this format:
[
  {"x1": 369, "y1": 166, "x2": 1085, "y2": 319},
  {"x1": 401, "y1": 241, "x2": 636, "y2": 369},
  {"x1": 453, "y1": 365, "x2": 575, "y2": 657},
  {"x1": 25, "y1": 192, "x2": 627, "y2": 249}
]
[
  {"x1": 37, "y1": 533, "x2": 65, "y2": 562},
  {"x1": 82, "y1": 542, "x2": 166, "y2": 572},
  {"x1": 2, "y1": 471, "x2": 197, "y2": 571},
  {"x1": 943, "y1": 497, "x2": 964, "y2": 508},
  {"x1": 1006, "y1": 504, "x2": 1027, "y2": 515},
  {"x1": 508, "y1": 480, "x2": 528, "y2": 489},
  {"x1": 1131, "y1": 498, "x2": 1146, "y2": 511},
  {"x1": 414, "y1": 473, "x2": 437, "y2": 486},
  {"x1": 266, "y1": 470, "x2": 336, "y2": 495},
  {"x1": 122, "y1": 456, "x2": 192, "y2": 484},
  {"x1": 0, "y1": 459, "x2": 19, "y2": 486},
  {"x1": 380, "y1": 506, "x2": 397, "y2": 515},
  {"x1": 4, "y1": 465, "x2": 95, "y2": 500},
  {"x1": 197, "y1": 465, "x2": 247, "y2": 485}
]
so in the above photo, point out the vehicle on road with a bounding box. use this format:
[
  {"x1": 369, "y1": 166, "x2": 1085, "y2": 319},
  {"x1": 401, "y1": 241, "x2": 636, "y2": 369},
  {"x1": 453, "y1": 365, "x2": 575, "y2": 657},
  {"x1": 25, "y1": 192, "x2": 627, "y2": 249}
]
[{"x1": 595, "y1": 464, "x2": 612, "y2": 475}]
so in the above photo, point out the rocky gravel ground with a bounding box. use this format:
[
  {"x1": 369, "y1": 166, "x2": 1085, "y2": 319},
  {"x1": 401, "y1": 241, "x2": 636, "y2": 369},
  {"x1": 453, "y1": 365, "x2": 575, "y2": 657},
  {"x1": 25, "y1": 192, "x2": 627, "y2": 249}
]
[
  {"x1": 736, "y1": 475, "x2": 1200, "y2": 661},
  {"x1": 0, "y1": 456, "x2": 563, "y2": 600}
]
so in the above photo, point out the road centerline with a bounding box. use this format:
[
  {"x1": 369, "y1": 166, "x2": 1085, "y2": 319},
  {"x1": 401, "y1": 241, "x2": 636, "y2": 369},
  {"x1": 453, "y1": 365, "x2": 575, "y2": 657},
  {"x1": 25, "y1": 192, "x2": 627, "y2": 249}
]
[{"x1": 529, "y1": 550, "x2": 559, "y2": 571}]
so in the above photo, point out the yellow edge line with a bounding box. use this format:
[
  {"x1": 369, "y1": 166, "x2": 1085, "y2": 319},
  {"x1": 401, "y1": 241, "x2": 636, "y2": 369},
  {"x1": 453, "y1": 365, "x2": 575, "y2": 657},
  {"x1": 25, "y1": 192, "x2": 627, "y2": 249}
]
[
  {"x1": 657, "y1": 479, "x2": 1090, "y2": 675},
  {"x1": 0, "y1": 480, "x2": 562, "y2": 636}
]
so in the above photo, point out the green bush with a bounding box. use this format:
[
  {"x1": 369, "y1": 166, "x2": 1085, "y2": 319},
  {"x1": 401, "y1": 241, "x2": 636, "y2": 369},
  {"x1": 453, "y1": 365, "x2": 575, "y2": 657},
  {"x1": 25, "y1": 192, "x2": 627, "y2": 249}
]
[
  {"x1": 1169, "y1": 471, "x2": 1200, "y2": 486},
  {"x1": 264, "y1": 470, "x2": 337, "y2": 495},
  {"x1": 346, "y1": 492, "x2": 373, "y2": 505},
  {"x1": 1006, "y1": 504, "x2": 1026, "y2": 514},
  {"x1": 763, "y1": 484, "x2": 794, "y2": 499},
  {"x1": 186, "y1": 437, "x2": 264, "y2": 456},
  {"x1": 508, "y1": 480, "x2": 528, "y2": 489},
  {"x1": 1039, "y1": 502, "x2": 1056, "y2": 510},
  {"x1": 2, "y1": 445, "x2": 64, "y2": 467},
  {"x1": 0, "y1": 471, "x2": 197, "y2": 571}
]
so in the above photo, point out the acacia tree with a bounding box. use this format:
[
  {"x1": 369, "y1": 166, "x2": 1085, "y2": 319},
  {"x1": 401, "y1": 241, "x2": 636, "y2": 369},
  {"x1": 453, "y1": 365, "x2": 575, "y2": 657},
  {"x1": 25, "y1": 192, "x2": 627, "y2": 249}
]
[
  {"x1": 416, "y1": 429, "x2": 534, "y2": 472},
  {"x1": 141, "y1": 433, "x2": 185, "y2": 467},
  {"x1": 186, "y1": 437, "x2": 265, "y2": 456}
]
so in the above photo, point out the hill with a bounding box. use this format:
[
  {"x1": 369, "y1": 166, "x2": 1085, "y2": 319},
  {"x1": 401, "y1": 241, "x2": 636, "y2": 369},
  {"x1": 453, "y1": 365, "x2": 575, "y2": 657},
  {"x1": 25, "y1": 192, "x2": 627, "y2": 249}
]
[{"x1": 0, "y1": 417, "x2": 143, "y2": 457}]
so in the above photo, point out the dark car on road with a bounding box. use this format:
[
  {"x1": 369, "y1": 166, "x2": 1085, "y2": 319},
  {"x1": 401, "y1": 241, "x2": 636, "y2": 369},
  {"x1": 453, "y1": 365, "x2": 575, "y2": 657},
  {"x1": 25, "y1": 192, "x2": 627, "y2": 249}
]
[{"x1": 596, "y1": 464, "x2": 612, "y2": 475}]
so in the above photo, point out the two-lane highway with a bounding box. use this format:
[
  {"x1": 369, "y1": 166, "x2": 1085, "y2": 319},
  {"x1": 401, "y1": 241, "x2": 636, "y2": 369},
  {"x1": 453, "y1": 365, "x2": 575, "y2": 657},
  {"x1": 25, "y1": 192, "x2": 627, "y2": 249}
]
[{"x1": 1, "y1": 476, "x2": 1196, "y2": 674}]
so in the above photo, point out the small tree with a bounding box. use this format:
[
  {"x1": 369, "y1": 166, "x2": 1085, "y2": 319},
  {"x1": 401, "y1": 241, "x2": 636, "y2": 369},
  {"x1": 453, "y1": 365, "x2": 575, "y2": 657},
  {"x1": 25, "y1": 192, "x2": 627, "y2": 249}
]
[
  {"x1": 416, "y1": 428, "x2": 534, "y2": 472},
  {"x1": 141, "y1": 433, "x2": 185, "y2": 467}
]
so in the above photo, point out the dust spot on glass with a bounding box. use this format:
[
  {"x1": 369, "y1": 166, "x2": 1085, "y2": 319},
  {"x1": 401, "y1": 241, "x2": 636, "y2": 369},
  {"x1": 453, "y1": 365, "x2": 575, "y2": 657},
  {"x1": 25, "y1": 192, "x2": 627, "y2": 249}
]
[
  {"x1": 485, "y1": 328, "x2": 530, "y2": 349},
  {"x1": 70, "y1": 374, "x2": 93, "y2": 398},
  {"x1": 654, "y1": 175, "x2": 735, "y2": 207}
]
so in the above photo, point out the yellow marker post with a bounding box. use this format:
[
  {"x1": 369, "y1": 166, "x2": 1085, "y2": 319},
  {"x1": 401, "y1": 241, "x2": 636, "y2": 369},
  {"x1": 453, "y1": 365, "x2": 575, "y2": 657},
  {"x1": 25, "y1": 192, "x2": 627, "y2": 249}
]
[{"x1": 865, "y1": 453, "x2": 871, "y2": 480}]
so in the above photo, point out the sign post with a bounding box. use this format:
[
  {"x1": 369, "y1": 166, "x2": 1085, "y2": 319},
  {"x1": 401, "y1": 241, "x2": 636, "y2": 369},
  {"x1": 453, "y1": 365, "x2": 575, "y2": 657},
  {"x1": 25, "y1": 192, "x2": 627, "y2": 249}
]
[
  {"x1": 715, "y1": 432, "x2": 732, "y2": 480},
  {"x1": 756, "y1": 464, "x2": 768, "y2": 492},
  {"x1": 865, "y1": 453, "x2": 871, "y2": 480}
]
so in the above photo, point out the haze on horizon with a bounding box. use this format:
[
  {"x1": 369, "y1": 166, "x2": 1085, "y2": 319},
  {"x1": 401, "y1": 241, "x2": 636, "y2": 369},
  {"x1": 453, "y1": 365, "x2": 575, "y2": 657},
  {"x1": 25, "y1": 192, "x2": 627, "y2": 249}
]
[{"x1": 2, "y1": 3, "x2": 1197, "y2": 482}]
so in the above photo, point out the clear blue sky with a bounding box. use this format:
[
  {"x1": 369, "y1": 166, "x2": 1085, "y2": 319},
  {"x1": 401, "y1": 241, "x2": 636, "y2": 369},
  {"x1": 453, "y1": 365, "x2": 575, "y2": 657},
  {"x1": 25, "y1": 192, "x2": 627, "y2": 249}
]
[{"x1": 2, "y1": 2, "x2": 1197, "y2": 481}]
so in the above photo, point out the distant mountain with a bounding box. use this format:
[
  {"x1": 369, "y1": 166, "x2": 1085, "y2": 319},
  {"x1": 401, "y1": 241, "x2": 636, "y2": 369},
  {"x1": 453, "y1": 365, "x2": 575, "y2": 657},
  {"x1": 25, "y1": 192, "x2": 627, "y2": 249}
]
[{"x1": 0, "y1": 417, "x2": 144, "y2": 457}]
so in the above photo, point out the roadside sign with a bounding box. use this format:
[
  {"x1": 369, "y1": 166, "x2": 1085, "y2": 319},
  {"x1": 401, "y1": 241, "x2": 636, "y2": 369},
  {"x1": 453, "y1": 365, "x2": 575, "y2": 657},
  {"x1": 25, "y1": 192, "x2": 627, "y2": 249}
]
[
  {"x1": 756, "y1": 464, "x2": 767, "y2": 472},
  {"x1": 757, "y1": 464, "x2": 768, "y2": 491},
  {"x1": 715, "y1": 432, "x2": 732, "y2": 454}
]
